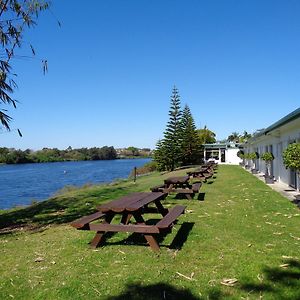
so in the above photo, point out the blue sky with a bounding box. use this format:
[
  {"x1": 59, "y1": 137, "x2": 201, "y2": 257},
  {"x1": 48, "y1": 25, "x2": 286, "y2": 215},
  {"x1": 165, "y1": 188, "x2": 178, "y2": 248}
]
[{"x1": 1, "y1": 0, "x2": 300, "y2": 150}]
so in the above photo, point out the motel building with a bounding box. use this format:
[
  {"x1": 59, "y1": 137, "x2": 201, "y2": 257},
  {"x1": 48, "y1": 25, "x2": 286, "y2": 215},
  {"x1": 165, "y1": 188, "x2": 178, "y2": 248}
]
[
  {"x1": 243, "y1": 107, "x2": 300, "y2": 191},
  {"x1": 203, "y1": 142, "x2": 243, "y2": 165}
]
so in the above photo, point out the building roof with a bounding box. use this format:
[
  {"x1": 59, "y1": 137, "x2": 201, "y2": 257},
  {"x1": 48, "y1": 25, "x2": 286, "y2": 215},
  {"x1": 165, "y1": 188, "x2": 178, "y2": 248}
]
[
  {"x1": 249, "y1": 107, "x2": 300, "y2": 140},
  {"x1": 203, "y1": 142, "x2": 242, "y2": 149}
]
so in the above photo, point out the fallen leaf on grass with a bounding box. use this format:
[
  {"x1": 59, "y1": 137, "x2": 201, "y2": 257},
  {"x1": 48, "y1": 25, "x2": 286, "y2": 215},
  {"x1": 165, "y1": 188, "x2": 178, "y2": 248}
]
[
  {"x1": 176, "y1": 272, "x2": 195, "y2": 281},
  {"x1": 186, "y1": 209, "x2": 194, "y2": 213},
  {"x1": 220, "y1": 278, "x2": 238, "y2": 287},
  {"x1": 290, "y1": 234, "x2": 300, "y2": 241},
  {"x1": 247, "y1": 243, "x2": 253, "y2": 247},
  {"x1": 273, "y1": 232, "x2": 283, "y2": 235},
  {"x1": 282, "y1": 255, "x2": 298, "y2": 260},
  {"x1": 257, "y1": 274, "x2": 264, "y2": 282},
  {"x1": 280, "y1": 264, "x2": 290, "y2": 268},
  {"x1": 34, "y1": 257, "x2": 44, "y2": 263}
]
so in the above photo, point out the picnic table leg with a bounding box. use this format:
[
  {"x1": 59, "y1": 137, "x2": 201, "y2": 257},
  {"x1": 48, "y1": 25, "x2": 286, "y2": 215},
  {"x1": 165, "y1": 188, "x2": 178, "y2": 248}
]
[
  {"x1": 90, "y1": 212, "x2": 114, "y2": 249},
  {"x1": 143, "y1": 234, "x2": 160, "y2": 252},
  {"x1": 120, "y1": 212, "x2": 132, "y2": 225},
  {"x1": 132, "y1": 212, "x2": 160, "y2": 252},
  {"x1": 186, "y1": 193, "x2": 193, "y2": 200},
  {"x1": 154, "y1": 199, "x2": 168, "y2": 216}
]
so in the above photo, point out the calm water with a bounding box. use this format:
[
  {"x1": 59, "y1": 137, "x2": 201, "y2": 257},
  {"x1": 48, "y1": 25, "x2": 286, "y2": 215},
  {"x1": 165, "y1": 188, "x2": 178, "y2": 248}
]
[{"x1": 0, "y1": 158, "x2": 151, "y2": 210}]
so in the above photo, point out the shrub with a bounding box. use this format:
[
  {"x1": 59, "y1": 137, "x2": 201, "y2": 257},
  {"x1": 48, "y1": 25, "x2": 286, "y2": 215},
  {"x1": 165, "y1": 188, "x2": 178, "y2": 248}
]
[
  {"x1": 261, "y1": 152, "x2": 274, "y2": 162},
  {"x1": 248, "y1": 152, "x2": 259, "y2": 160},
  {"x1": 282, "y1": 143, "x2": 300, "y2": 171},
  {"x1": 129, "y1": 161, "x2": 157, "y2": 177},
  {"x1": 261, "y1": 152, "x2": 274, "y2": 177},
  {"x1": 237, "y1": 150, "x2": 244, "y2": 158}
]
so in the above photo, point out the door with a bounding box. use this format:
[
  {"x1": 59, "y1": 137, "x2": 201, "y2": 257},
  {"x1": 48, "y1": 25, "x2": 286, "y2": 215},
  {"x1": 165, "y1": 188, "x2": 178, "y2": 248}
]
[
  {"x1": 290, "y1": 169, "x2": 297, "y2": 189},
  {"x1": 221, "y1": 149, "x2": 225, "y2": 162},
  {"x1": 275, "y1": 142, "x2": 283, "y2": 181},
  {"x1": 269, "y1": 145, "x2": 274, "y2": 177},
  {"x1": 255, "y1": 147, "x2": 259, "y2": 170},
  {"x1": 288, "y1": 140, "x2": 297, "y2": 189}
]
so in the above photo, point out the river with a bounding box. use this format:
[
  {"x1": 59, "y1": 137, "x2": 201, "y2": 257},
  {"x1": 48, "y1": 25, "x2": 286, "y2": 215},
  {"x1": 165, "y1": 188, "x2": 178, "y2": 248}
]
[{"x1": 0, "y1": 158, "x2": 151, "y2": 210}]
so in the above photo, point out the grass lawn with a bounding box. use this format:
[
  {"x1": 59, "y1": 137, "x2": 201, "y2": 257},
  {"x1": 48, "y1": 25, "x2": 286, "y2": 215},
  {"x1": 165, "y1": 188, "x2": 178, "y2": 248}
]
[{"x1": 0, "y1": 165, "x2": 299, "y2": 299}]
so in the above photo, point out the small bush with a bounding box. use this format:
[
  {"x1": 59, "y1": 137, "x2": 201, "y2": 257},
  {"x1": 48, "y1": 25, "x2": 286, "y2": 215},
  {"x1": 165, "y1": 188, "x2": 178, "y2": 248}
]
[
  {"x1": 261, "y1": 152, "x2": 274, "y2": 162},
  {"x1": 237, "y1": 150, "x2": 244, "y2": 158},
  {"x1": 129, "y1": 161, "x2": 157, "y2": 177},
  {"x1": 248, "y1": 152, "x2": 259, "y2": 160},
  {"x1": 283, "y1": 143, "x2": 300, "y2": 171}
]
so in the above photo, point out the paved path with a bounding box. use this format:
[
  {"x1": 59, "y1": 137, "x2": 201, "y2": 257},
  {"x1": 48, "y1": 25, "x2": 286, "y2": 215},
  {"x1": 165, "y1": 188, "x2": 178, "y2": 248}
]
[{"x1": 245, "y1": 169, "x2": 300, "y2": 207}]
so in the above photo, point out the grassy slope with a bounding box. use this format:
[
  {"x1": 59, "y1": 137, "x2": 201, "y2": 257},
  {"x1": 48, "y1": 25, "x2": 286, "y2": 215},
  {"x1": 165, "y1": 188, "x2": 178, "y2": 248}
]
[{"x1": 0, "y1": 165, "x2": 299, "y2": 300}]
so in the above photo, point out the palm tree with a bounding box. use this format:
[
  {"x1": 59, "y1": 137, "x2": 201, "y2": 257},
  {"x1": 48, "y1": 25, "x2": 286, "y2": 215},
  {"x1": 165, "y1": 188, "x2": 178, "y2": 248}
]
[{"x1": 227, "y1": 132, "x2": 240, "y2": 142}]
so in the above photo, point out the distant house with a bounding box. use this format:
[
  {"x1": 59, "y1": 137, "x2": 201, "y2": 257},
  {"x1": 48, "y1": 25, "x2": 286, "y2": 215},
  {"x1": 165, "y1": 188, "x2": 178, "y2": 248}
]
[
  {"x1": 203, "y1": 142, "x2": 243, "y2": 165},
  {"x1": 244, "y1": 107, "x2": 300, "y2": 191}
]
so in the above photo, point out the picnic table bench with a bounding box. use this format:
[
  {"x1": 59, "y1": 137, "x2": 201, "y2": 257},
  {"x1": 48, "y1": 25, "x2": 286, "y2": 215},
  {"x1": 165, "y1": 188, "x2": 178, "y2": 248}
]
[
  {"x1": 151, "y1": 175, "x2": 202, "y2": 199},
  {"x1": 71, "y1": 192, "x2": 186, "y2": 252}
]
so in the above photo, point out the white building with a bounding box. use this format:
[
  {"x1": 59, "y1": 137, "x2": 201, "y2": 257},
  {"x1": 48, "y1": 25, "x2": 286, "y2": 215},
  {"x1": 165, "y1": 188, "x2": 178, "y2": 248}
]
[
  {"x1": 203, "y1": 142, "x2": 243, "y2": 165},
  {"x1": 244, "y1": 107, "x2": 300, "y2": 191}
]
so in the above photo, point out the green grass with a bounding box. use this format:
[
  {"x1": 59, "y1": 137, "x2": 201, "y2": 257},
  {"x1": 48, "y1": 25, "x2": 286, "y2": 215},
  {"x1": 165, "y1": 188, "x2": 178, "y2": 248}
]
[{"x1": 0, "y1": 165, "x2": 299, "y2": 299}]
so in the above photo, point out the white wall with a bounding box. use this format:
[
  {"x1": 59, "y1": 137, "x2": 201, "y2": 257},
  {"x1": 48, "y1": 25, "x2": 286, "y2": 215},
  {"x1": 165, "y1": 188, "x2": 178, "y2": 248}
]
[
  {"x1": 225, "y1": 148, "x2": 242, "y2": 165},
  {"x1": 244, "y1": 117, "x2": 300, "y2": 190}
]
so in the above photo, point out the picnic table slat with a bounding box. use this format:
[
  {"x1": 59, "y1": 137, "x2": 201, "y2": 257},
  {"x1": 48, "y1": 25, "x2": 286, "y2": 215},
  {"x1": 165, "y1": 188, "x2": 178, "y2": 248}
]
[
  {"x1": 99, "y1": 192, "x2": 167, "y2": 213},
  {"x1": 156, "y1": 205, "x2": 186, "y2": 229},
  {"x1": 98, "y1": 192, "x2": 148, "y2": 212},
  {"x1": 127, "y1": 192, "x2": 167, "y2": 211},
  {"x1": 71, "y1": 211, "x2": 105, "y2": 229},
  {"x1": 89, "y1": 223, "x2": 160, "y2": 233},
  {"x1": 164, "y1": 175, "x2": 190, "y2": 185},
  {"x1": 161, "y1": 188, "x2": 194, "y2": 194}
]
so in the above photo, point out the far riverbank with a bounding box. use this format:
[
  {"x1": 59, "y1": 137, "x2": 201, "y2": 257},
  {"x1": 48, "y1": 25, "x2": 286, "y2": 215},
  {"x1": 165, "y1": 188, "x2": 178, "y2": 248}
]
[{"x1": 0, "y1": 158, "x2": 151, "y2": 210}]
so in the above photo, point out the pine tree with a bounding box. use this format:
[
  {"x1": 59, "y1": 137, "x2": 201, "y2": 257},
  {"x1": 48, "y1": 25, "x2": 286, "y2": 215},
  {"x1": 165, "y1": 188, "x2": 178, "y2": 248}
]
[
  {"x1": 154, "y1": 87, "x2": 182, "y2": 171},
  {"x1": 180, "y1": 105, "x2": 201, "y2": 165},
  {"x1": 153, "y1": 139, "x2": 166, "y2": 171},
  {"x1": 162, "y1": 86, "x2": 183, "y2": 170}
]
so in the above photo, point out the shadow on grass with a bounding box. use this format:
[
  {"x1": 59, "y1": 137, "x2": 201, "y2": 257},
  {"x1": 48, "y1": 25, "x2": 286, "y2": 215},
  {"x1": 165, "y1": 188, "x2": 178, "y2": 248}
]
[
  {"x1": 103, "y1": 222, "x2": 194, "y2": 250},
  {"x1": 174, "y1": 193, "x2": 205, "y2": 200},
  {"x1": 0, "y1": 186, "x2": 127, "y2": 233},
  {"x1": 197, "y1": 192, "x2": 206, "y2": 201},
  {"x1": 170, "y1": 222, "x2": 194, "y2": 249},
  {"x1": 105, "y1": 282, "x2": 229, "y2": 300},
  {"x1": 239, "y1": 259, "x2": 300, "y2": 299},
  {"x1": 104, "y1": 282, "x2": 200, "y2": 300}
]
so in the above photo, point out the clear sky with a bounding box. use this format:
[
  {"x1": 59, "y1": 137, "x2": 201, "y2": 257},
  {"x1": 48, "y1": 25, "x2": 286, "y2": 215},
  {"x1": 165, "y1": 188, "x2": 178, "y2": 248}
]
[{"x1": 1, "y1": 0, "x2": 300, "y2": 150}]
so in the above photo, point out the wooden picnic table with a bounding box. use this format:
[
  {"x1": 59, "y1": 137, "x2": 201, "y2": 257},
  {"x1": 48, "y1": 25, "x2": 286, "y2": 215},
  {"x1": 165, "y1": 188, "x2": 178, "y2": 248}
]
[
  {"x1": 187, "y1": 165, "x2": 214, "y2": 181},
  {"x1": 151, "y1": 175, "x2": 201, "y2": 200},
  {"x1": 71, "y1": 192, "x2": 186, "y2": 252},
  {"x1": 164, "y1": 175, "x2": 190, "y2": 186}
]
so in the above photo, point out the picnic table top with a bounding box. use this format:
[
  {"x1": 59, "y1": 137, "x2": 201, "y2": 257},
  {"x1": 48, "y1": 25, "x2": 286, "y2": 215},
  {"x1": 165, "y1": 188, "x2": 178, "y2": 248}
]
[
  {"x1": 188, "y1": 165, "x2": 211, "y2": 173},
  {"x1": 97, "y1": 192, "x2": 167, "y2": 213},
  {"x1": 164, "y1": 175, "x2": 190, "y2": 185}
]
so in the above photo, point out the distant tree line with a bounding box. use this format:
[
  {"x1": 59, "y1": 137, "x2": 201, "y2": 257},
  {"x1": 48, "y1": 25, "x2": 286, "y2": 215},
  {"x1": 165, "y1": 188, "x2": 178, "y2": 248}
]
[
  {"x1": 0, "y1": 146, "x2": 117, "y2": 164},
  {"x1": 117, "y1": 147, "x2": 152, "y2": 158}
]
